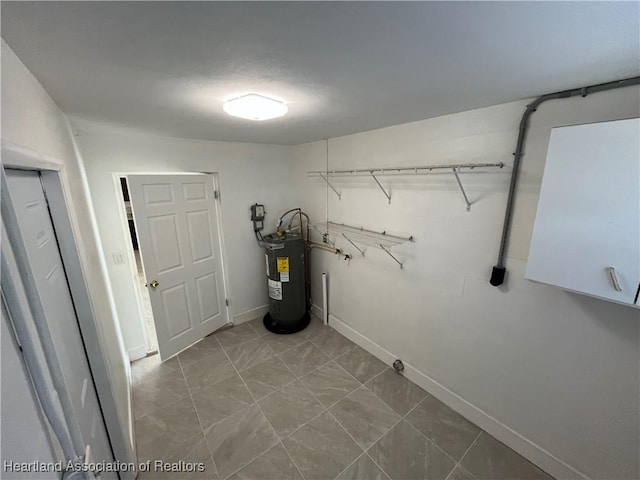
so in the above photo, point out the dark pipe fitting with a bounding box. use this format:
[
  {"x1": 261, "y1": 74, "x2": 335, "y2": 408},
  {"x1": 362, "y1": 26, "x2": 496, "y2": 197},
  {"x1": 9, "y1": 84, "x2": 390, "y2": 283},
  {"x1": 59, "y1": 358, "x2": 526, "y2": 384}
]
[{"x1": 490, "y1": 267, "x2": 506, "y2": 287}]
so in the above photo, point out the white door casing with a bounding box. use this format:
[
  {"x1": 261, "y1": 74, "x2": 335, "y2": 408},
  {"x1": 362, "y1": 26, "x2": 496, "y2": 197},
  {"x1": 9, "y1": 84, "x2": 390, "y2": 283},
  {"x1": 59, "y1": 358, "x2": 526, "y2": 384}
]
[
  {"x1": 127, "y1": 174, "x2": 229, "y2": 360},
  {"x1": 5, "y1": 169, "x2": 115, "y2": 476}
]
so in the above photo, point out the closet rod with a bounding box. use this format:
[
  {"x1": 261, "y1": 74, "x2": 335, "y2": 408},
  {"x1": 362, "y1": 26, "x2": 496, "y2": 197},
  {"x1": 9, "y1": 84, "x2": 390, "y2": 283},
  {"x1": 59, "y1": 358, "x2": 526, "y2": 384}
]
[
  {"x1": 307, "y1": 162, "x2": 505, "y2": 176},
  {"x1": 320, "y1": 221, "x2": 413, "y2": 244}
]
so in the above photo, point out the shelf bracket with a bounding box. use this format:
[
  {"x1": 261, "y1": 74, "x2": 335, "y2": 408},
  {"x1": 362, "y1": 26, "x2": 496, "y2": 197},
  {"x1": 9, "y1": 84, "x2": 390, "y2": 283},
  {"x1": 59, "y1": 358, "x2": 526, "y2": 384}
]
[
  {"x1": 370, "y1": 173, "x2": 391, "y2": 204},
  {"x1": 379, "y1": 244, "x2": 403, "y2": 269},
  {"x1": 319, "y1": 172, "x2": 341, "y2": 200},
  {"x1": 452, "y1": 167, "x2": 471, "y2": 212},
  {"x1": 342, "y1": 233, "x2": 365, "y2": 257}
]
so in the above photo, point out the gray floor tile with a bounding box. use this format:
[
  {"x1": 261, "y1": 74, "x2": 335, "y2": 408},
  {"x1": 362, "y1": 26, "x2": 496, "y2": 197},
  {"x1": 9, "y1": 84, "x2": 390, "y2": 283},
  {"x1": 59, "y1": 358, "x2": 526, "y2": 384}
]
[
  {"x1": 240, "y1": 357, "x2": 297, "y2": 400},
  {"x1": 191, "y1": 374, "x2": 254, "y2": 430},
  {"x1": 311, "y1": 328, "x2": 357, "y2": 358},
  {"x1": 446, "y1": 466, "x2": 476, "y2": 480},
  {"x1": 300, "y1": 316, "x2": 328, "y2": 340},
  {"x1": 336, "y1": 454, "x2": 390, "y2": 480},
  {"x1": 205, "y1": 404, "x2": 279, "y2": 479},
  {"x1": 182, "y1": 350, "x2": 237, "y2": 393},
  {"x1": 335, "y1": 346, "x2": 387, "y2": 383},
  {"x1": 227, "y1": 444, "x2": 303, "y2": 480},
  {"x1": 178, "y1": 335, "x2": 223, "y2": 367},
  {"x1": 365, "y1": 369, "x2": 428, "y2": 415},
  {"x1": 216, "y1": 323, "x2": 258, "y2": 350},
  {"x1": 406, "y1": 395, "x2": 481, "y2": 461},
  {"x1": 138, "y1": 432, "x2": 218, "y2": 480},
  {"x1": 135, "y1": 399, "x2": 201, "y2": 463},
  {"x1": 263, "y1": 331, "x2": 307, "y2": 355},
  {"x1": 133, "y1": 367, "x2": 190, "y2": 420},
  {"x1": 280, "y1": 342, "x2": 331, "y2": 377},
  {"x1": 282, "y1": 411, "x2": 362, "y2": 480},
  {"x1": 259, "y1": 381, "x2": 325, "y2": 438},
  {"x1": 330, "y1": 387, "x2": 401, "y2": 449},
  {"x1": 300, "y1": 361, "x2": 361, "y2": 408},
  {"x1": 131, "y1": 334, "x2": 553, "y2": 480},
  {"x1": 460, "y1": 433, "x2": 553, "y2": 480},
  {"x1": 246, "y1": 317, "x2": 271, "y2": 337},
  {"x1": 368, "y1": 420, "x2": 456, "y2": 480},
  {"x1": 131, "y1": 354, "x2": 180, "y2": 385},
  {"x1": 225, "y1": 337, "x2": 276, "y2": 371}
]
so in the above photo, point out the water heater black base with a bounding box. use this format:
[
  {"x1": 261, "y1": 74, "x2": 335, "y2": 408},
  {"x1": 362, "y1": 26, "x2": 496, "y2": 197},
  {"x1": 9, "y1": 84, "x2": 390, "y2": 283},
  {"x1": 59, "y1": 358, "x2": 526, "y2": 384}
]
[{"x1": 263, "y1": 311, "x2": 310, "y2": 335}]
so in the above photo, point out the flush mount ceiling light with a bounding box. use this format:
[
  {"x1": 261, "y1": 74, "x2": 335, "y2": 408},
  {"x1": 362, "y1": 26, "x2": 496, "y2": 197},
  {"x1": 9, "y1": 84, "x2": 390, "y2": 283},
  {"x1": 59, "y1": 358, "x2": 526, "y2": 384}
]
[{"x1": 223, "y1": 93, "x2": 288, "y2": 121}]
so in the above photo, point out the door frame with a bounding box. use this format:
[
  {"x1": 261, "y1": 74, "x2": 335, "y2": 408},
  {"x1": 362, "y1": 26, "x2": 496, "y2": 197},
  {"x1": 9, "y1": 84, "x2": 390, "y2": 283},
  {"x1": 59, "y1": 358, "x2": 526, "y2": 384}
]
[
  {"x1": 112, "y1": 171, "x2": 232, "y2": 360},
  {"x1": 1, "y1": 141, "x2": 135, "y2": 479},
  {"x1": 111, "y1": 173, "x2": 155, "y2": 357}
]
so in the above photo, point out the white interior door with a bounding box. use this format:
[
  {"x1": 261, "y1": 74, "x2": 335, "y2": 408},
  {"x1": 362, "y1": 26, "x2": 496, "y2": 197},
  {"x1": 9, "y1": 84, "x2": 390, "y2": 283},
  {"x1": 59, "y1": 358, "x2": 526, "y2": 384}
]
[
  {"x1": 5, "y1": 169, "x2": 115, "y2": 476},
  {"x1": 127, "y1": 174, "x2": 229, "y2": 360}
]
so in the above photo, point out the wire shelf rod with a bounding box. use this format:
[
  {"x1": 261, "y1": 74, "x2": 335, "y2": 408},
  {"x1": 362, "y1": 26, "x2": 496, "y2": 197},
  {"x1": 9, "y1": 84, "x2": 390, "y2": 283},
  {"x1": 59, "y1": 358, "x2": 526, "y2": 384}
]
[
  {"x1": 452, "y1": 167, "x2": 472, "y2": 212},
  {"x1": 318, "y1": 172, "x2": 341, "y2": 199},
  {"x1": 320, "y1": 221, "x2": 413, "y2": 245},
  {"x1": 307, "y1": 162, "x2": 506, "y2": 177},
  {"x1": 370, "y1": 173, "x2": 391, "y2": 204},
  {"x1": 342, "y1": 233, "x2": 365, "y2": 257},
  {"x1": 379, "y1": 244, "x2": 403, "y2": 269}
]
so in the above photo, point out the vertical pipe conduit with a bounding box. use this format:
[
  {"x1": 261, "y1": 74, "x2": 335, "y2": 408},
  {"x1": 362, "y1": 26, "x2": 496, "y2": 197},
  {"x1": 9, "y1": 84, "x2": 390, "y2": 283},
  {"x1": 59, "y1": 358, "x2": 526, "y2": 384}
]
[{"x1": 490, "y1": 76, "x2": 640, "y2": 286}]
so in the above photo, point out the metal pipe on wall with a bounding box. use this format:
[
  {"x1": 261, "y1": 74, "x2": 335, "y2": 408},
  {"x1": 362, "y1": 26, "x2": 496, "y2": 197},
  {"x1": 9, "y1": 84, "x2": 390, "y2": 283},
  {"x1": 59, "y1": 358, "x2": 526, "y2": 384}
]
[
  {"x1": 490, "y1": 76, "x2": 640, "y2": 286},
  {"x1": 308, "y1": 241, "x2": 351, "y2": 260}
]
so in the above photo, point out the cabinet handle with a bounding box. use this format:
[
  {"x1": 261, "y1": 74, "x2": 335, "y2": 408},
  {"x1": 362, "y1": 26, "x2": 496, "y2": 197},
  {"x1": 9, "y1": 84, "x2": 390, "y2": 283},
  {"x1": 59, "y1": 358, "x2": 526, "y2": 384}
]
[
  {"x1": 606, "y1": 267, "x2": 622, "y2": 292},
  {"x1": 634, "y1": 283, "x2": 640, "y2": 305}
]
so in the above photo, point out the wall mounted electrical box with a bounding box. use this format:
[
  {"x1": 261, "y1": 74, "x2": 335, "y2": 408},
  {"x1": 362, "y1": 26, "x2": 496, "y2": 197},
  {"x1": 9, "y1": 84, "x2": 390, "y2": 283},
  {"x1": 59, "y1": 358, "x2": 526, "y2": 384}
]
[{"x1": 251, "y1": 203, "x2": 265, "y2": 231}]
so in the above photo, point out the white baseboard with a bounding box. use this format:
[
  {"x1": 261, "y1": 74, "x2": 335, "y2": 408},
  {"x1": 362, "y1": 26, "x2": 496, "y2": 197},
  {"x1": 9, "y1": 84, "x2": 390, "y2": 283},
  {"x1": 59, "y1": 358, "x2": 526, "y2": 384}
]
[
  {"x1": 127, "y1": 344, "x2": 147, "y2": 362},
  {"x1": 318, "y1": 305, "x2": 589, "y2": 480},
  {"x1": 233, "y1": 305, "x2": 269, "y2": 325},
  {"x1": 310, "y1": 303, "x2": 325, "y2": 322}
]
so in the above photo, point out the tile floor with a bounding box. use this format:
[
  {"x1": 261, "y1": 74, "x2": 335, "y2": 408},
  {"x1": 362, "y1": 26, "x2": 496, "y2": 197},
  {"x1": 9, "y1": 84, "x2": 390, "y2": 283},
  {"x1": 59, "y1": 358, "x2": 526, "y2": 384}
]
[{"x1": 132, "y1": 315, "x2": 554, "y2": 480}]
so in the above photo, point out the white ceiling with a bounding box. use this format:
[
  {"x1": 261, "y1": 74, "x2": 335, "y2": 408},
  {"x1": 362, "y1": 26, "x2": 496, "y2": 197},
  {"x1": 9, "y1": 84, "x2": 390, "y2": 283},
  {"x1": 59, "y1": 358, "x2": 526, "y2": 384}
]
[{"x1": 2, "y1": 2, "x2": 638, "y2": 145}]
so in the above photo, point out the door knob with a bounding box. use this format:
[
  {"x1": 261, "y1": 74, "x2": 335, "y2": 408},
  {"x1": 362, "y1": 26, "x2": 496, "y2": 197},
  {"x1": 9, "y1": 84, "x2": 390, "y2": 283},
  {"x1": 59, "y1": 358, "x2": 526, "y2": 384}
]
[{"x1": 146, "y1": 280, "x2": 159, "y2": 289}]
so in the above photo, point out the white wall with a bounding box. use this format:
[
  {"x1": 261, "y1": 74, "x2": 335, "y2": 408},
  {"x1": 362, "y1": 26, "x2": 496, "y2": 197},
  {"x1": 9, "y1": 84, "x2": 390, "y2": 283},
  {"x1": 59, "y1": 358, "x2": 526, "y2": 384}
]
[
  {"x1": 292, "y1": 87, "x2": 640, "y2": 480},
  {"x1": 1, "y1": 40, "x2": 135, "y2": 467},
  {"x1": 74, "y1": 122, "x2": 294, "y2": 357}
]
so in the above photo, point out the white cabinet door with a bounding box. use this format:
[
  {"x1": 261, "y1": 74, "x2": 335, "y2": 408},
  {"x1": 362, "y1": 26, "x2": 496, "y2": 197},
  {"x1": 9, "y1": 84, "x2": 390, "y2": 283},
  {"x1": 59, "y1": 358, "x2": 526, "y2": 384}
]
[
  {"x1": 526, "y1": 118, "x2": 640, "y2": 307},
  {"x1": 5, "y1": 169, "x2": 116, "y2": 474},
  {"x1": 127, "y1": 174, "x2": 229, "y2": 360}
]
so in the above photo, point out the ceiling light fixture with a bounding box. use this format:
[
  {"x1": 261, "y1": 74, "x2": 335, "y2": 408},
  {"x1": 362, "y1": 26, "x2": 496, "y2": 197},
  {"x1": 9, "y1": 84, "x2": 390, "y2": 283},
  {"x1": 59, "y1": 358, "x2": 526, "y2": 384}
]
[{"x1": 223, "y1": 93, "x2": 288, "y2": 121}]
